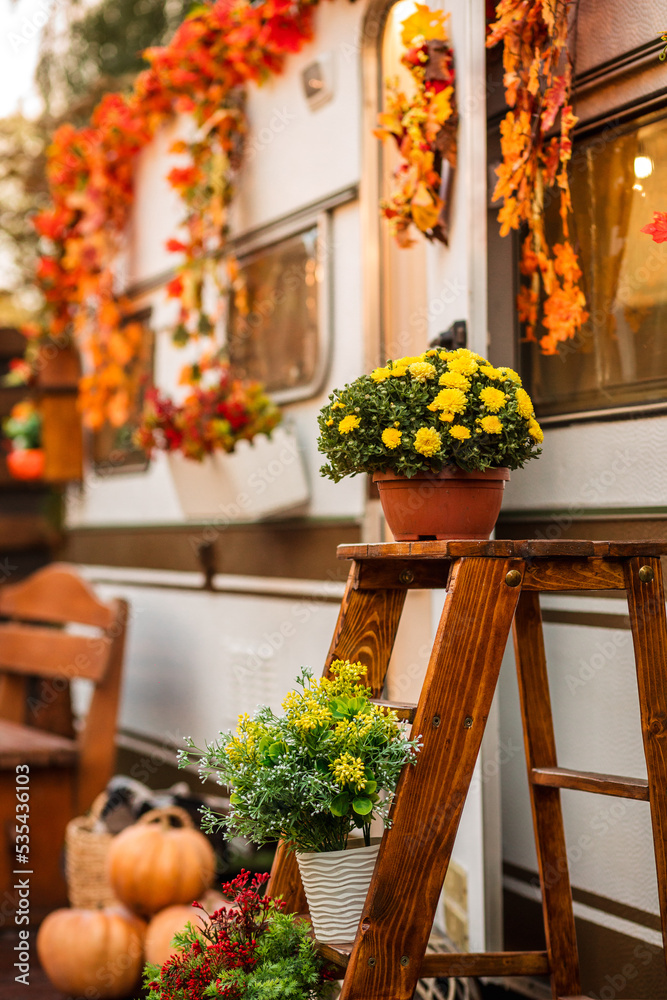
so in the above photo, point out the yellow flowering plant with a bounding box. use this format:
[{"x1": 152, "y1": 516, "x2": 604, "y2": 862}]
[
  {"x1": 317, "y1": 348, "x2": 543, "y2": 481},
  {"x1": 179, "y1": 660, "x2": 420, "y2": 854}
]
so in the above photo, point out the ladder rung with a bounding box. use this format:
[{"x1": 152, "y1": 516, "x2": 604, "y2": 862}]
[
  {"x1": 316, "y1": 941, "x2": 549, "y2": 978},
  {"x1": 369, "y1": 699, "x2": 416, "y2": 723},
  {"x1": 419, "y1": 951, "x2": 550, "y2": 977},
  {"x1": 531, "y1": 766, "x2": 649, "y2": 801}
]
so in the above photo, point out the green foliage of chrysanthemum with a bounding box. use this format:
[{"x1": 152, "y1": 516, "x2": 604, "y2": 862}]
[{"x1": 317, "y1": 348, "x2": 543, "y2": 481}]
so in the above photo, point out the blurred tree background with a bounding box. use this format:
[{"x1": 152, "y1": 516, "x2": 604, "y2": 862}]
[{"x1": 0, "y1": 0, "x2": 191, "y2": 325}]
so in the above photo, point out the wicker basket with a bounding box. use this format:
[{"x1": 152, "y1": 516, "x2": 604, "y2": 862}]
[{"x1": 65, "y1": 793, "x2": 119, "y2": 909}]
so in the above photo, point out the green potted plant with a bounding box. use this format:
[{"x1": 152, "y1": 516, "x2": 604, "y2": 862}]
[
  {"x1": 144, "y1": 869, "x2": 336, "y2": 999},
  {"x1": 180, "y1": 660, "x2": 421, "y2": 944},
  {"x1": 317, "y1": 347, "x2": 543, "y2": 540},
  {"x1": 3, "y1": 400, "x2": 45, "y2": 481}
]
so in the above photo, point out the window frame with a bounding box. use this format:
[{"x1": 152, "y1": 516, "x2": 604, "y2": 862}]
[
  {"x1": 521, "y1": 104, "x2": 667, "y2": 428},
  {"x1": 225, "y1": 205, "x2": 335, "y2": 406}
]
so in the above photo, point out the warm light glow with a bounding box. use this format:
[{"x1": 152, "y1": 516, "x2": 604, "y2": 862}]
[{"x1": 634, "y1": 155, "x2": 654, "y2": 179}]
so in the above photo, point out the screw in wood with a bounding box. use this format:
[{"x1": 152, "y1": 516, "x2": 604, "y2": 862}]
[
  {"x1": 432, "y1": 715, "x2": 441, "y2": 728},
  {"x1": 399, "y1": 569, "x2": 415, "y2": 585},
  {"x1": 505, "y1": 569, "x2": 522, "y2": 588},
  {"x1": 400, "y1": 956, "x2": 410, "y2": 967},
  {"x1": 639, "y1": 565, "x2": 655, "y2": 583},
  {"x1": 368, "y1": 957, "x2": 377, "y2": 968},
  {"x1": 464, "y1": 716, "x2": 473, "y2": 729}
]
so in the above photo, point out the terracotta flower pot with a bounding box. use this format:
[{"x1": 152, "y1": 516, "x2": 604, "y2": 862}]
[
  {"x1": 6, "y1": 448, "x2": 46, "y2": 481},
  {"x1": 373, "y1": 466, "x2": 510, "y2": 541}
]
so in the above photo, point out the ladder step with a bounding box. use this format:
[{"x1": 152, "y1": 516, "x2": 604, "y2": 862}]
[
  {"x1": 531, "y1": 766, "x2": 649, "y2": 801},
  {"x1": 317, "y1": 942, "x2": 549, "y2": 978},
  {"x1": 369, "y1": 698, "x2": 417, "y2": 723}
]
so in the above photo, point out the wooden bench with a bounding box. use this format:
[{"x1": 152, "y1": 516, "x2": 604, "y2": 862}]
[{"x1": 0, "y1": 563, "x2": 128, "y2": 915}]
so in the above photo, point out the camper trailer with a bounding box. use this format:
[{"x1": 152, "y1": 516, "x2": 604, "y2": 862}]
[{"x1": 60, "y1": 1, "x2": 667, "y2": 995}]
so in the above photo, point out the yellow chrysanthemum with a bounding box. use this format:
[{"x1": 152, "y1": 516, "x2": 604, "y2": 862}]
[
  {"x1": 498, "y1": 366, "x2": 522, "y2": 385},
  {"x1": 447, "y1": 350, "x2": 478, "y2": 376},
  {"x1": 515, "y1": 387, "x2": 535, "y2": 419},
  {"x1": 394, "y1": 355, "x2": 425, "y2": 367},
  {"x1": 439, "y1": 371, "x2": 471, "y2": 391},
  {"x1": 480, "y1": 365, "x2": 502, "y2": 380},
  {"x1": 439, "y1": 412, "x2": 455, "y2": 422},
  {"x1": 528, "y1": 418, "x2": 544, "y2": 443},
  {"x1": 326, "y1": 418, "x2": 334, "y2": 427},
  {"x1": 439, "y1": 350, "x2": 455, "y2": 361},
  {"x1": 390, "y1": 366, "x2": 407, "y2": 377},
  {"x1": 370, "y1": 367, "x2": 391, "y2": 382},
  {"x1": 331, "y1": 752, "x2": 367, "y2": 791},
  {"x1": 382, "y1": 427, "x2": 402, "y2": 449},
  {"x1": 409, "y1": 361, "x2": 437, "y2": 382},
  {"x1": 338, "y1": 414, "x2": 361, "y2": 434},
  {"x1": 413, "y1": 426, "x2": 442, "y2": 457},
  {"x1": 479, "y1": 386, "x2": 507, "y2": 412},
  {"x1": 426, "y1": 349, "x2": 438, "y2": 357},
  {"x1": 449, "y1": 425, "x2": 471, "y2": 441},
  {"x1": 332, "y1": 401, "x2": 346, "y2": 410},
  {"x1": 428, "y1": 388, "x2": 467, "y2": 414},
  {"x1": 480, "y1": 415, "x2": 503, "y2": 434}
]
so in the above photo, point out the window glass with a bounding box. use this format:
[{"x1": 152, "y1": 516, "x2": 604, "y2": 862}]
[
  {"x1": 521, "y1": 116, "x2": 667, "y2": 417},
  {"x1": 227, "y1": 226, "x2": 320, "y2": 395}
]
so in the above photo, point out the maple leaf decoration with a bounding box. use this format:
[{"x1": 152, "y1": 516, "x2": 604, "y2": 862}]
[
  {"x1": 21, "y1": 0, "x2": 322, "y2": 433},
  {"x1": 641, "y1": 212, "x2": 667, "y2": 244},
  {"x1": 375, "y1": 3, "x2": 458, "y2": 248},
  {"x1": 487, "y1": 0, "x2": 588, "y2": 355}
]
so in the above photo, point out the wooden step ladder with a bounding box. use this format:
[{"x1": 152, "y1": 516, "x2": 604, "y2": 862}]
[{"x1": 268, "y1": 539, "x2": 667, "y2": 1000}]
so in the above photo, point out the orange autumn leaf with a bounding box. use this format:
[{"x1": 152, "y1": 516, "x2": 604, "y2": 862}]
[
  {"x1": 108, "y1": 332, "x2": 134, "y2": 366},
  {"x1": 107, "y1": 390, "x2": 131, "y2": 428}
]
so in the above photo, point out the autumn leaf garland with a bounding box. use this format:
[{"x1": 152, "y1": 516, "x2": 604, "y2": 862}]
[
  {"x1": 27, "y1": 0, "x2": 324, "y2": 432},
  {"x1": 486, "y1": 0, "x2": 588, "y2": 355},
  {"x1": 375, "y1": 4, "x2": 458, "y2": 248},
  {"x1": 27, "y1": 0, "x2": 593, "y2": 435}
]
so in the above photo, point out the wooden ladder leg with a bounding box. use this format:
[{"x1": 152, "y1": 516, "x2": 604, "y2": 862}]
[
  {"x1": 339, "y1": 556, "x2": 523, "y2": 1000},
  {"x1": 624, "y1": 556, "x2": 667, "y2": 966},
  {"x1": 268, "y1": 559, "x2": 408, "y2": 909},
  {"x1": 513, "y1": 590, "x2": 581, "y2": 999}
]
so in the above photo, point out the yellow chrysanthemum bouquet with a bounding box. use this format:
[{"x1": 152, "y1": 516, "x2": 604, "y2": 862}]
[
  {"x1": 317, "y1": 348, "x2": 543, "y2": 481},
  {"x1": 179, "y1": 660, "x2": 420, "y2": 854}
]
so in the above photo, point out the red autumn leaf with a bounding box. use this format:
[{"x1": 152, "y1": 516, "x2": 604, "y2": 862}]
[{"x1": 641, "y1": 212, "x2": 667, "y2": 244}]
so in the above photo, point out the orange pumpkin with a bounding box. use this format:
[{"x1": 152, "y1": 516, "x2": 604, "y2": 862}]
[
  {"x1": 36, "y1": 906, "x2": 146, "y2": 999},
  {"x1": 108, "y1": 807, "x2": 216, "y2": 917},
  {"x1": 145, "y1": 891, "x2": 229, "y2": 966},
  {"x1": 7, "y1": 448, "x2": 45, "y2": 481}
]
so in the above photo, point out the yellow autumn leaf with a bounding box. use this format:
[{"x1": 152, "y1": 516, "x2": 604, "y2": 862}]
[
  {"x1": 432, "y1": 86, "x2": 454, "y2": 124},
  {"x1": 412, "y1": 200, "x2": 441, "y2": 233},
  {"x1": 400, "y1": 3, "x2": 449, "y2": 46}
]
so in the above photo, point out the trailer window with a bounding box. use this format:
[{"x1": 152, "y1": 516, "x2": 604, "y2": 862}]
[
  {"x1": 227, "y1": 225, "x2": 321, "y2": 398},
  {"x1": 521, "y1": 116, "x2": 667, "y2": 418}
]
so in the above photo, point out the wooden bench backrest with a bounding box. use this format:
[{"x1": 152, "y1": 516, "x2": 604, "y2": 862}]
[{"x1": 0, "y1": 563, "x2": 129, "y2": 811}]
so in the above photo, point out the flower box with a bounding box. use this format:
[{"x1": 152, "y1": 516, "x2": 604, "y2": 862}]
[{"x1": 168, "y1": 426, "x2": 309, "y2": 521}]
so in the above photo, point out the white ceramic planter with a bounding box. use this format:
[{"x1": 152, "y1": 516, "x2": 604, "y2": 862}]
[
  {"x1": 296, "y1": 841, "x2": 380, "y2": 944},
  {"x1": 167, "y1": 426, "x2": 310, "y2": 521}
]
